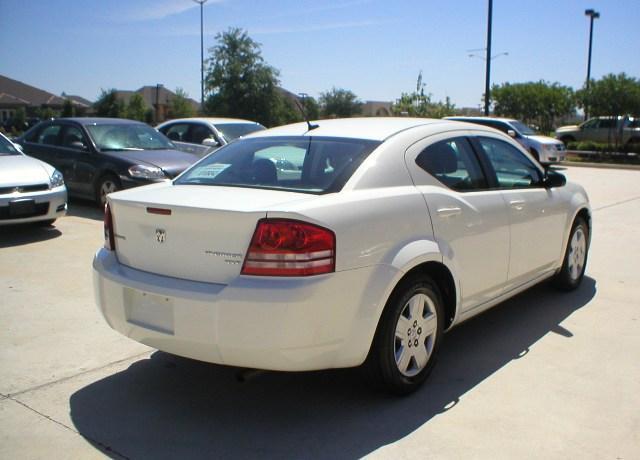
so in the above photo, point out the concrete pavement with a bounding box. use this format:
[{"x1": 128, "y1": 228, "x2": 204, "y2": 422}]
[{"x1": 1, "y1": 166, "x2": 639, "y2": 459}]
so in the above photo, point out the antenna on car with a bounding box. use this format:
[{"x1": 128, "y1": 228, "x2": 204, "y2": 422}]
[{"x1": 296, "y1": 93, "x2": 319, "y2": 132}]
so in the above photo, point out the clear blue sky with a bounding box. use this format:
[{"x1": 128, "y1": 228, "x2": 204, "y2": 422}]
[{"x1": 1, "y1": 0, "x2": 638, "y2": 109}]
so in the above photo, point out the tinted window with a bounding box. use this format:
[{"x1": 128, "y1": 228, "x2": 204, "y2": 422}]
[
  {"x1": 477, "y1": 137, "x2": 542, "y2": 188},
  {"x1": 582, "y1": 119, "x2": 599, "y2": 129},
  {"x1": 86, "y1": 123, "x2": 174, "y2": 151},
  {"x1": 416, "y1": 138, "x2": 487, "y2": 191},
  {"x1": 190, "y1": 124, "x2": 214, "y2": 144},
  {"x1": 509, "y1": 120, "x2": 536, "y2": 135},
  {"x1": 176, "y1": 136, "x2": 380, "y2": 194},
  {"x1": 36, "y1": 125, "x2": 62, "y2": 145},
  {"x1": 599, "y1": 118, "x2": 616, "y2": 129},
  {"x1": 162, "y1": 123, "x2": 190, "y2": 142},
  {"x1": 61, "y1": 126, "x2": 87, "y2": 150}
]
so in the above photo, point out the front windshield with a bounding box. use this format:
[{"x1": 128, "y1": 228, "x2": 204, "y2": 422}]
[
  {"x1": 176, "y1": 136, "x2": 380, "y2": 194},
  {"x1": 215, "y1": 123, "x2": 265, "y2": 141},
  {"x1": 86, "y1": 123, "x2": 174, "y2": 151},
  {"x1": 0, "y1": 135, "x2": 21, "y2": 156},
  {"x1": 510, "y1": 121, "x2": 536, "y2": 135}
]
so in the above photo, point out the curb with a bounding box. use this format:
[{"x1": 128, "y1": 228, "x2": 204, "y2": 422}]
[{"x1": 559, "y1": 161, "x2": 640, "y2": 171}]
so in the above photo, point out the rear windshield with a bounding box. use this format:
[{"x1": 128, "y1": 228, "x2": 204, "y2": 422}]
[
  {"x1": 215, "y1": 123, "x2": 265, "y2": 141},
  {"x1": 86, "y1": 123, "x2": 174, "y2": 151},
  {"x1": 175, "y1": 136, "x2": 380, "y2": 194}
]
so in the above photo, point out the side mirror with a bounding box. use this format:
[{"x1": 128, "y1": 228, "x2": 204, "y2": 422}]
[
  {"x1": 70, "y1": 141, "x2": 87, "y2": 151},
  {"x1": 202, "y1": 138, "x2": 221, "y2": 147},
  {"x1": 543, "y1": 171, "x2": 566, "y2": 188},
  {"x1": 507, "y1": 129, "x2": 517, "y2": 138}
]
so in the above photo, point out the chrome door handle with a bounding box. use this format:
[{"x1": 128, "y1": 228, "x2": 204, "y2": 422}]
[
  {"x1": 509, "y1": 199, "x2": 525, "y2": 211},
  {"x1": 437, "y1": 207, "x2": 462, "y2": 217}
]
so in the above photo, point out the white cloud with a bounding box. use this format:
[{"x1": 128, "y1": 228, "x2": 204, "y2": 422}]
[{"x1": 120, "y1": 0, "x2": 224, "y2": 22}]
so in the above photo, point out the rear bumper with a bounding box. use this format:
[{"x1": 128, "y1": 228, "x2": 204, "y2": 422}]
[
  {"x1": 0, "y1": 186, "x2": 67, "y2": 225},
  {"x1": 92, "y1": 249, "x2": 399, "y2": 371}
]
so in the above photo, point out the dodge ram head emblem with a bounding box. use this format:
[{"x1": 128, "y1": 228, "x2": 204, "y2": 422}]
[{"x1": 155, "y1": 229, "x2": 166, "y2": 243}]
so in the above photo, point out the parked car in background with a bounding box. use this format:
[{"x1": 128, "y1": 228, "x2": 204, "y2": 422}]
[
  {"x1": 446, "y1": 116, "x2": 566, "y2": 164},
  {"x1": 15, "y1": 118, "x2": 200, "y2": 206},
  {"x1": 94, "y1": 117, "x2": 591, "y2": 394},
  {"x1": 157, "y1": 117, "x2": 265, "y2": 156},
  {"x1": 555, "y1": 116, "x2": 640, "y2": 146},
  {"x1": 0, "y1": 132, "x2": 67, "y2": 226}
]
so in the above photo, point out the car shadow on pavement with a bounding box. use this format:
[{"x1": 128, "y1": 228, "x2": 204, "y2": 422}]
[
  {"x1": 66, "y1": 199, "x2": 103, "y2": 221},
  {"x1": 0, "y1": 223, "x2": 61, "y2": 248},
  {"x1": 69, "y1": 277, "x2": 596, "y2": 460}
]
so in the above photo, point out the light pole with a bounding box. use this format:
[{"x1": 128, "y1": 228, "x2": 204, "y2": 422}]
[
  {"x1": 584, "y1": 8, "x2": 600, "y2": 119},
  {"x1": 484, "y1": 0, "x2": 493, "y2": 116},
  {"x1": 193, "y1": 0, "x2": 207, "y2": 111}
]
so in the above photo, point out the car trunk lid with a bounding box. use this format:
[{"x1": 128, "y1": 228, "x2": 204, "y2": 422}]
[{"x1": 110, "y1": 184, "x2": 312, "y2": 284}]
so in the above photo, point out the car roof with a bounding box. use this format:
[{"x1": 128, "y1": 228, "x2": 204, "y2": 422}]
[
  {"x1": 446, "y1": 116, "x2": 516, "y2": 124},
  {"x1": 246, "y1": 117, "x2": 456, "y2": 141},
  {"x1": 160, "y1": 117, "x2": 261, "y2": 125},
  {"x1": 56, "y1": 117, "x2": 148, "y2": 126}
]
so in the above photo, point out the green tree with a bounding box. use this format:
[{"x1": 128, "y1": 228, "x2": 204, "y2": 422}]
[
  {"x1": 576, "y1": 73, "x2": 640, "y2": 117},
  {"x1": 319, "y1": 87, "x2": 362, "y2": 118},
  {"x1": 490, "y1": 81, "x2": 575, "y2": 131},
  {"x1": 302, "y1": 96, "x2": 320, "y2": 120},
  {"x1": 126, "y1": 93, "x2": 147, "y2": 121},
  {"x1": 94, "y1": 89, "x2": 126, "y2": 118},
  {"x1": 62, "y1": 99, "x2": 75, "y2": 117},
  {"x1": 168, "y1": 88, "x2": 196, "y2": 119},
  {"x1": 392, "y1": 73, "x2": 456, "y2": 118},
  {"x1": 204, "y1": 28, "x2": 287, "y2": 127}
]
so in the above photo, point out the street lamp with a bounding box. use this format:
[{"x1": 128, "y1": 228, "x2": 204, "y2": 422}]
[
  {"x1": 584, "y1": 8, "x2": 600, "y2": 119},
  {"x1": 193, "y1": 0, "x2": 207, "y2": 111},
  {"x1": 483, "y1": 0, "x2": 493, "y2": 116}
]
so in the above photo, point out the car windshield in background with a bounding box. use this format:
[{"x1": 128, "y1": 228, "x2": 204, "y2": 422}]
[
  {"x1": 86, "y1": 124, "x2": 174, "y2": 151},
  {"x1": 511, "y1": 121, "x2": 536, "y2": 135},
  {"x1": 0, "y1": 135, "x2": 20, "y2": 156},
  {"x1": 176, "y1": 136, "x2": 380, "y2": 194},
  {"x1": 215, "y1": 123, "x2": 265, "y2": 141}
]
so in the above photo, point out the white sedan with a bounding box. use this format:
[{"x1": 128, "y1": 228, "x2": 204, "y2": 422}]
[
  {"x1": 0, "y1": 132, "x2": 67, "y2": 226},
  {"x1": 93, "y1": 118, "x2": 590, "y2": 394}
]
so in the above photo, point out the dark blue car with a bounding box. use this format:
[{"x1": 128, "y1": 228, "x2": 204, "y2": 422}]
[{"x1": 16, "y1": 118, "x2": 200, "y2": 206}]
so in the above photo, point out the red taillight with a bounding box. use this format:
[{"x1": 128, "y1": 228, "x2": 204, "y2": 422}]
[
  {"x1": 104, "y1": 203, "x2": 116, "y2": 250},
  {"x1": 241, "y1": 219, "x2": 336, "y2": 276}
]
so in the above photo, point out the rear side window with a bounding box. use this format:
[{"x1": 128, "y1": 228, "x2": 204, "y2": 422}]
[
  {"x1": 35, "y1": 124, "x2": 62, "y2": 145},
  {"x1": 416, "y1": 137, "x2": 487, "y2": 191},
  {"x1": 176, "y1": 136, "x2": 380, "y2": 194},
  {"x1": 476, "y1": 137, "x2": 542, "y2": 188}
]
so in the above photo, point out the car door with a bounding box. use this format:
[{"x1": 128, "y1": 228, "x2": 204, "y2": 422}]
[
  {"x1": 472, "y1": 135, "x2": 566, "y2": 290},
  {"x1": 405, "y1": 133, "x2": 510, "y2": 312},
  {"x1": 59, "y1": 124, "x2": 96, "y2": 196}
]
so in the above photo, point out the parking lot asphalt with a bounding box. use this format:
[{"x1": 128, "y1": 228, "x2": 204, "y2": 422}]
[{"x1": 1, "y1": 165, "x2": 639, "y2": 460}]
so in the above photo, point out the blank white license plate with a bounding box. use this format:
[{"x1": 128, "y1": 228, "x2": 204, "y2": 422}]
[{"x1": 124, "y1": 288, "x2": 175, "y2": 335}]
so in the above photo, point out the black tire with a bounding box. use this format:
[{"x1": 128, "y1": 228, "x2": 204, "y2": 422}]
[
  {"x1": 364, "y1": 274, "x2": 445, "y2": 395},
  {"x1": 553, "y1": 217, "x2": 589, "y2": 291},
  {"x1": 95, "y1": 174, "x2": 121, "y2": 208}
]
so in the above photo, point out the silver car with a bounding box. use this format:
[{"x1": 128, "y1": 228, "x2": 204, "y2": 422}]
[{"x1": 0, "y1": 132, "x2": 67, "y2": 226}]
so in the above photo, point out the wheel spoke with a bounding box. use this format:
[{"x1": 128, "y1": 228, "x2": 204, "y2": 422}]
[
  {"x1": 395, "y1": 315, "x2": 411, "y2": 340},
  {"x1": 396, "y1": 346, "x2": 412, "y2": 373},
  {"x1": 413, "y1": 342, "x2": 429, "y2": 369},
  {"x1": 422, "y1": 313, "x2": 437, "y2": 337},
  {"x1": 409, "y1": 294, "x2": 425, "y2": 321}
]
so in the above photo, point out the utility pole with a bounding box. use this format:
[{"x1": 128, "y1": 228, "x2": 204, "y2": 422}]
[
  {"x1": 484, "y1": 0, "x2": 493, "y2": 116},
  {"x1": 584, "y1": 8, "x2": 600, "y2": 119},
  {"x1": 193, "y1": 0, "x2": 207, "y2": 111}
]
